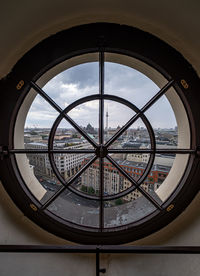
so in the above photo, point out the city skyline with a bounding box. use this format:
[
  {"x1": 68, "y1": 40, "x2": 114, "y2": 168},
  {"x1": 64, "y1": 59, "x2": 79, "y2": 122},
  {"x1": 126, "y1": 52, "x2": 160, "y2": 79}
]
[{"x1": 25, "y1": 62, "x2": 177, "y2": 129}]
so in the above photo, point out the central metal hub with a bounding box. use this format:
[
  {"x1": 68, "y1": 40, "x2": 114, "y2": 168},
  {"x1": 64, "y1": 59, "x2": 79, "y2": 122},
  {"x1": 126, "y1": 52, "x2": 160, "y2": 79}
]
[{"x1": 96, "y1": 145, "x2": 108, "y2": 158}]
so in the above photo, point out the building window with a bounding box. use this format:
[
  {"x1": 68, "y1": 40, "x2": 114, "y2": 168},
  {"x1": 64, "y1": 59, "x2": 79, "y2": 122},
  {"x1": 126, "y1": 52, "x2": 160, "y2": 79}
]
[{"x1": 1, "y1": 23, "x2": 200, "y2": 245}]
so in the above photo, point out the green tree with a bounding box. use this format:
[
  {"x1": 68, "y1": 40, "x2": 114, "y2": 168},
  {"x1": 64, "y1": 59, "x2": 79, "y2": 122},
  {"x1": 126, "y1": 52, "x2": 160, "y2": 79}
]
[
  {"x1": 80, "y1": 185, "x2": 87, "y2": 192},
  {"x1": 88, "y1": 186, "x2": 95, "y2": 194},
  {"x1": 30, "y1": 131, "x2": 37, "y2": 135},
  {"x1": 115, "y1": 198, "x2": 123, "y2": 205}
]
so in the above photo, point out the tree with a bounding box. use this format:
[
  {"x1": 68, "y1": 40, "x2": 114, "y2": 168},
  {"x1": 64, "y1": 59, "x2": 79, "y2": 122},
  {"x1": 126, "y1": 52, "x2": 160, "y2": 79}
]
[
  {"x1": 115, "y1": 198, "x2": 123, "y2": 205},
  {"x1": 30, "y1": 131, "x2": 37, "y2": 135},
  {"x1": 80, "y1": 185, "x2": 87, "y2": 192},
  {"x1": 88, "y1": 186, "x2": 95, "y2": 194}
]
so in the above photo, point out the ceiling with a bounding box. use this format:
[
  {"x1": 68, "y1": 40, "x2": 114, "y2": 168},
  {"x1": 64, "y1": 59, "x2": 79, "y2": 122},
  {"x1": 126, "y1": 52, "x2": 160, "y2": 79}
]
[{"x1": 1, "y1": 0, "x2": 200, "y2": 78}]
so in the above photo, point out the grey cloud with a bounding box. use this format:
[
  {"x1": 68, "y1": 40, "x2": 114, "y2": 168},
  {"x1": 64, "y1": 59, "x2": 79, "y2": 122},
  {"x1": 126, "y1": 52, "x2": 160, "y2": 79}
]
[
  {"x1": 25, "y1": 62, "x2": 177, "y2": 129},
  {"x1": 55, "y1": 62, "x2": 99, "y2": 89}
]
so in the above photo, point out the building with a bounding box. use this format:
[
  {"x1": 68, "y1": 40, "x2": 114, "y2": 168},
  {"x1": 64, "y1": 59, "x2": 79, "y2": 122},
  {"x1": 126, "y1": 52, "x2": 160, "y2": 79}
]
[
  {"x1": 81, "y1": 158, "x2": 170, "y2": 201},
  {"x1": 26, "y1": 142, "x2": 93, "y2": 182}
]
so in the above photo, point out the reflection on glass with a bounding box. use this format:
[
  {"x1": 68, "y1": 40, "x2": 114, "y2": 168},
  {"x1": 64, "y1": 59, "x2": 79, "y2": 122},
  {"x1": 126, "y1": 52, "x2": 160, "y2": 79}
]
[
  {"x1": 48, "y1": 191, "x2": 99, "y2": 228},
  {"x1": 104, "y1": 192, "x2": 156, "y2": 228}
]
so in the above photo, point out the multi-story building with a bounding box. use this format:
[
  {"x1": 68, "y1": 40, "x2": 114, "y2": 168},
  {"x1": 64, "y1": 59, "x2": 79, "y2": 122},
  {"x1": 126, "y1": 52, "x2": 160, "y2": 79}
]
[
  {"x1": 81, "y1": 158, "x2": 170, "y2": 201},
  {"x1": 25, "y1": 141, "x2": 93, "y2": 182},
  {"x1": 126, "y1": 143, "x2": 175, "y2": 167}
]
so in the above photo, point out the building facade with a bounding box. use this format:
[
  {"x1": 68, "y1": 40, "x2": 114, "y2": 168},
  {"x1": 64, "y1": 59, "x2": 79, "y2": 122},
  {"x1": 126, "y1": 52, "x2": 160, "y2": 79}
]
[
  {"x1": 26, "y1": 142, "x2": 93, "y2": 182},
  {"x1": 81, "y1": 158, "x2": 170, "y2": 201}
]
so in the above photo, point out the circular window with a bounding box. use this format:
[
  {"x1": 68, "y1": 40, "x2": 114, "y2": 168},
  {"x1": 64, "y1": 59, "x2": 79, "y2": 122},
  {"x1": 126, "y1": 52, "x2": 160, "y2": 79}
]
[{"x1": 1, "y1": 23, "x2": 200, "y2": 244}]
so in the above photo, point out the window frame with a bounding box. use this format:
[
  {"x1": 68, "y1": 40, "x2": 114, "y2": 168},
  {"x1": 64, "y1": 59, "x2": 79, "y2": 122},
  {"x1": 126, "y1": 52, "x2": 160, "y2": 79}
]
[{"x1": 0, "y1": 23, "x2": 199, "y2": 244}]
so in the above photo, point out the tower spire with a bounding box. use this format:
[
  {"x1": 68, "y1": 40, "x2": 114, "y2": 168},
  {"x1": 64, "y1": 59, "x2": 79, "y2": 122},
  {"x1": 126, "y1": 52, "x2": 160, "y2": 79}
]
[{"x1": 106, "y1": 106, "x2": 109, "y2": 140}]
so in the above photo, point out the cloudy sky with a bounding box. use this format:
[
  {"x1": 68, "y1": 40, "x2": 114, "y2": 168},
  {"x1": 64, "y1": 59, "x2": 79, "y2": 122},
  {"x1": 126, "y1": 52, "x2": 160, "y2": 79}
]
[{"x1": 25, "y1": 62, "x2": 177, "y2": 130}]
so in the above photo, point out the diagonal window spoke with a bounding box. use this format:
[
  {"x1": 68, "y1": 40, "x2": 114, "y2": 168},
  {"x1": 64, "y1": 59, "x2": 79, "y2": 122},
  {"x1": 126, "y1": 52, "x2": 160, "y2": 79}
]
[
  {"x1": 104, "y1": 99, "x2": 136, "y2": 145},
  {"x1": 30, "y1": 81, "x2": 63, "y2": 113},
  {"x1": 140, "y1": 79, "x2": 175, "y2": 114},
  {"x1": 134, "y1": 183, "x2": 162, "y2": 210},
  {"x1": 63, "y1": 155, "x2": 98, "y2": 188},
  {"x1": 41, "y1": 186, "x2": 66, "y2": 210},
  {"x1": 67, "y1": 100, "x2": 99, "y2": 145},
  {"x1": 106, "y1": 155, "x2": 162, "y2": 210},
  {"x1": 30, "y1": 82, "x2": 98, "y2": 148},
  {"x1": 41, "y1": 155, "x2": 98, "y2": 210},
  {"x1": 12, "y1": 39, "x2": 194, "y2": 242},
  {"x1": 105, "y1": 80, "x2": 175, "y2": 148},
  {"x1": 63, "y1": 113, "x2": 98, "y2": 148},
  {"x1": 105, "y1": 113, "x2": 141, "y2": 148},
  {"x1": 107, "y1": 155, "x2": 139, "y2": 187}
]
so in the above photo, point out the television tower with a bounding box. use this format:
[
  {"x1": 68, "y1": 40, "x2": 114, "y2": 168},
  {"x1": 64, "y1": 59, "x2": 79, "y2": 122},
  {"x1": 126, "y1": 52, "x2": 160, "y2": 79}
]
[
  {"x1": 106, "y1": 108, "x2": 109, "y2": 139},
  {"x1": 106, "y1": 110, "x2": 109, "y2": 130}
]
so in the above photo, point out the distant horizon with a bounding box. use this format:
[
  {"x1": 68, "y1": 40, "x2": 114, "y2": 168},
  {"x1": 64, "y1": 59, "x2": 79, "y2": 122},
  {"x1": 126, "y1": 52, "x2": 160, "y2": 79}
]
[
  {"x1": 25, "y1": 62, "x2": 177, "y2": 129},
  {"x1": 24, "y1": 126, "x2": 178, "y2": 131}
]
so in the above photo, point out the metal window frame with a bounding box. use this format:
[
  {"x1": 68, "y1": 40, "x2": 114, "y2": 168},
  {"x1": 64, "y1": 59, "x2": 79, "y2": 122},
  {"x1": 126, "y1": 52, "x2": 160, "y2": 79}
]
[{"x1": 0, "y1": 23, "x2": 199, "y2": 244}]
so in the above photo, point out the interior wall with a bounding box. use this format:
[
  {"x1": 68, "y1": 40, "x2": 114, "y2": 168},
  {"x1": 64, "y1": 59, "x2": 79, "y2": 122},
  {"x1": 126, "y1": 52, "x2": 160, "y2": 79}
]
[
  {"x1": 1, "y1": 0, "x2": 200, "y2": 78},
  {"x1": 0, "y1": 0, "x2": 199, "y2": 275},
  {"x1": 0, "y1": 180, "x2": 199, "y2": 275}
]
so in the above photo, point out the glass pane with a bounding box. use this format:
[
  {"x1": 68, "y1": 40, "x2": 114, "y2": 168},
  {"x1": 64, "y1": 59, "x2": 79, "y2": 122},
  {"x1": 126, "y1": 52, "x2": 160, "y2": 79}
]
[
  {"x1": 104, "y1": 100, "x2": 136, "y2": 144},
  {"x1": 108, "y1": 118, "x2": 151, "y2": 150},
  {"x1": 53, "y1": 153, "x2": 96, "y2": 188},
  {"x1": 104, "y1": 191, "x2": 156, "y2": 228},
  {"x1": 107, "y1": 155, "x2": 149, "y2": 185},
  {"x1": 43, "y1": 62, "x2": 99, "y2": 109},
  {"x1": 67, "y1": 100, "x2": 99, "y2": 143},
  {"x1": 144, "y1": 95, "x2": 178, "y2": 148},
  {"x1": 53, "y1": 118, "x2": 96, "y2": 147},
  {"x1": 105, "y1": 62, "x2": 159, "y2": 108},
  {"x1": 47, "y1": 189, "x2": 99, "y2": 228},
  {"x1": 24, "y1": 94, "x2": 59, "y2": 147},
  {"x1": 144, "y1": 153, "x2": 176, "y2": 202},
  {"x1": 15, "y1": 154, "x2": 62, "y2": 203},
  {"x1": 104, "y1": 158, "x2": 122, "y2": 195},
  {"x1": 79, "y1": 158, "x2": 100, "y2": 196}
]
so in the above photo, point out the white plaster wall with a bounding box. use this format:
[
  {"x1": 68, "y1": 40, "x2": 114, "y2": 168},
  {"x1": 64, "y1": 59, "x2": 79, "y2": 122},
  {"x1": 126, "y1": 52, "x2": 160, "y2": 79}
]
[{"x1": 0, "y1": 0, "x2": 199, "y2": 275}]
